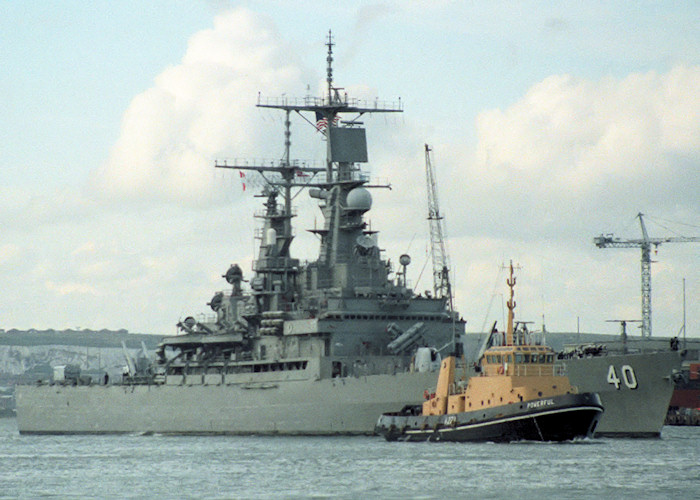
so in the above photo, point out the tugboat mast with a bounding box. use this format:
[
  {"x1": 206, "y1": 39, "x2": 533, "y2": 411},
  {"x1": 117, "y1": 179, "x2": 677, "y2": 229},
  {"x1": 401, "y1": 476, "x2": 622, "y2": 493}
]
[{"x1": 506, "y1": 261, "x2": 517, "y2": 346}]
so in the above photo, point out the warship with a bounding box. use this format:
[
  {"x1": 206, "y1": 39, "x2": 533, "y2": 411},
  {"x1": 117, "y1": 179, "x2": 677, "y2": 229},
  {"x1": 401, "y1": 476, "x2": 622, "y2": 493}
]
[{"x1": 15, "y1": 33, "x2": 681, "y2": 436}]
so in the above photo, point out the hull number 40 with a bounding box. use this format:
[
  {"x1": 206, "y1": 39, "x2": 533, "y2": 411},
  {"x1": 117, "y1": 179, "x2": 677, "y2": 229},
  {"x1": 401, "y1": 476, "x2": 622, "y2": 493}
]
[{"x1": 607, "y1": 365, "x2": 638, "y2": 390}]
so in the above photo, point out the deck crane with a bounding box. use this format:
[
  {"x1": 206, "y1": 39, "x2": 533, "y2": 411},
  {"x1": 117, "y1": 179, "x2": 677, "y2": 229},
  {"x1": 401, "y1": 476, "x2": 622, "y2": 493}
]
[
  {"x1": 424, "y1": 144, "x2": 453, "y2": 311},
  {"x1": 594, "y1": 212, "x2": 700, "y2": 337}
]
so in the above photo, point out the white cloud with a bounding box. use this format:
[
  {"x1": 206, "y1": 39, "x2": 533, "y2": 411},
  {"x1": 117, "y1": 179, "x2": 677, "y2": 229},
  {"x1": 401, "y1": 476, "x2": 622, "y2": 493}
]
[
  {"x1": 0, "y1": 244, "x2": 20, "y2": 266},
  {"x1": 474, "y1": 67, "x2": 700, "y2": 189},
  {"x1": 440, "y1": 66, "x2": 700, "y2": 242},
  {"x1": 45, "y1": 280, "x2": 99, "y2": 296},
  {"x1": 71, "y1": 241, "x2": 96, "y2": 256},
  {"x1": 91, "y1": 8, "x2": 305, "y2": 204}
]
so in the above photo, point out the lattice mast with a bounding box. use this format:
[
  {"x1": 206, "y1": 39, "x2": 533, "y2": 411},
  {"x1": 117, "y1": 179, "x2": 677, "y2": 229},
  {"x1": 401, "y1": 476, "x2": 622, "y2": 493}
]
[
  {"x1": 215, "y1": 31, "x2": 402, "y2": 312},
  {"x1": 594, "y1": 212, "x2": 700, "y2": 337},
  {"x1": 424, "y1": 144, "x2": 453, "y2": 310}
]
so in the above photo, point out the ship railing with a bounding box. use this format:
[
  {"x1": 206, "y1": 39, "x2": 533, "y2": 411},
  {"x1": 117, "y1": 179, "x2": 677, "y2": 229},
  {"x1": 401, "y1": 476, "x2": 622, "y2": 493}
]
[
  {"x1": 252, "y1": 257, "x2": 301, "y2": 272},
  {"x1": 511, "y1": 364, "x2": 542, "y2": 377},
  {"x1": 335, "y1": 171, "x2": 370, "y2": 183},
  {"x1": 499, "y1": 364, "x2": 567, "y2": 377},
  {"x1": 217, "y1": 161, "x2": 383, "y2": 188},
  {"x1": 197, "y1": 313, "x2": 217, "y2": 324},
  {"x1": 215, "y1": 157, "x2": 324, "y2": 170},
  {"x1": 257, "y1": 94, "x2": 404, "y2": 111},
  {"x1": 253, "y1": 207, "x2": 299, "y2": 219},
  {"x1": 366, "y1": 176, "x2": 390, "y2": 188}
]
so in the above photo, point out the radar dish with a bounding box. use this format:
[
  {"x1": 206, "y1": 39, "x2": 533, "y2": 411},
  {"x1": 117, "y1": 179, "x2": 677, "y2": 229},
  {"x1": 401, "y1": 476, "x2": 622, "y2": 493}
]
[
  {"x1": 224, "y1": 264, "x2": 243, "y2": 284},
  {"x1": 209, "y1": 292, "x2": 224, "y2": 311},
  {"x1": 346, "y1": 187, "x2": 372, "y2": 212},
  {"x1": 356, "y1": 235, "x2": 375, "y2": 249}
]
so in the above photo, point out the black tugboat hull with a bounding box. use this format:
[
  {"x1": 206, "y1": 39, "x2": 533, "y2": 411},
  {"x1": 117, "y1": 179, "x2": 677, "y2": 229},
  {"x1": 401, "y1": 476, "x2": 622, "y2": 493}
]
[{"x1": 375, "y1": 392, "x2": 603, "y2": 442}]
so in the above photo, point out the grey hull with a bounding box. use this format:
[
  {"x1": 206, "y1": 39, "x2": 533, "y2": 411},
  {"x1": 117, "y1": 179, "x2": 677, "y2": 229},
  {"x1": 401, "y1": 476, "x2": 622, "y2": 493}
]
[
  {"x1": 564, "y1": 350, "x2": 680, "y2": 437},
  {"x1": 16, "y1": 371, "x2": 437, "y2": 435},
  {"x1": 15, "y1": 350, "x2": 680, "y2": 437}
]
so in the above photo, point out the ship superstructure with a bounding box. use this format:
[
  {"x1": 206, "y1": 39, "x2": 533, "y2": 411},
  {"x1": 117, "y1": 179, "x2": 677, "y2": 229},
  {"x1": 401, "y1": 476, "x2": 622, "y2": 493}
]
[{"x1": 153, "y1": 32, "x2": 462, "y2": 388}]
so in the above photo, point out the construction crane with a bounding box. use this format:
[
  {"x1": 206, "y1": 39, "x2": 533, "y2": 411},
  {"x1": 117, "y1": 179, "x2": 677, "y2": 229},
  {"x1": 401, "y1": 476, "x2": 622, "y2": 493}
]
[
  {"x1": 424, "y1": 144, "x2": 453, "y2": 311},
  {"x1": 594, "y1": 213, "x2": 700, "y2": 337}
]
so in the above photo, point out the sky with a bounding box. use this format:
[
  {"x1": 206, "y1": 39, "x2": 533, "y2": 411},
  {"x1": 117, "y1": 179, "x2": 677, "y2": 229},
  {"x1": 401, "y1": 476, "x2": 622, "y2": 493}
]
[{"x1": 1, "y1": 1, "x2": 699, "y2": 338}]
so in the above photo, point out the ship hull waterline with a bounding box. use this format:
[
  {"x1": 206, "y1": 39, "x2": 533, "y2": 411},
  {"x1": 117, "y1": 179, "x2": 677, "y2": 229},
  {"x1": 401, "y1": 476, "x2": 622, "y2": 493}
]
[
  {"x1": 375, "y1": 393, "x2": 603, "y2": 442},
  {"x1": 15, "y1": 350, "x2": 680, "y2": 437},
  {"x1": 16, "y1": 371, "x2": 436, "y2": 435}
]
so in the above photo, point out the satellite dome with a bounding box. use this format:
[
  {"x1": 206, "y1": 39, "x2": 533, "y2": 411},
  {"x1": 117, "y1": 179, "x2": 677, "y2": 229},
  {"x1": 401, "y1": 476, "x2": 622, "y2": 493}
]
[{"x1": 345, "y1": 187, "x2": 372, "y2": 212}]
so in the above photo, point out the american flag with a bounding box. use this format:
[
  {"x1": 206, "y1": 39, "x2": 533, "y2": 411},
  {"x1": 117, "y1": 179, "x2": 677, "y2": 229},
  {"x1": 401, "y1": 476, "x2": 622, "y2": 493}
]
[{"x1": 315, "y1": 112, "x2": 340, "y2": 131}]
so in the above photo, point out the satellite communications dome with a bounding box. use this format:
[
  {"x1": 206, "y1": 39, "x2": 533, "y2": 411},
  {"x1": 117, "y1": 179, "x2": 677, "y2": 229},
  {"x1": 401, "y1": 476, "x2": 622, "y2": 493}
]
[{"x1": 345, "y1": 187, "x2": 372, "y2": 212}]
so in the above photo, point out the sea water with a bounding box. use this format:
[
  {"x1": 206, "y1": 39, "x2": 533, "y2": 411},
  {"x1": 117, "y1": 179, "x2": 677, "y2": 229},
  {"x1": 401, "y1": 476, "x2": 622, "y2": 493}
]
[{"x1": 0, "y1": 418, "x2": 697, "y2": 499}]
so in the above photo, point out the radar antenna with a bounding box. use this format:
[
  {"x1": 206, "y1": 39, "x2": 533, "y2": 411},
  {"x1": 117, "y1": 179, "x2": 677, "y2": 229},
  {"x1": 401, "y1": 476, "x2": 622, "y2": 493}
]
[{"x1": 326, "y1": 30, "x2": 334, "y2": 103}]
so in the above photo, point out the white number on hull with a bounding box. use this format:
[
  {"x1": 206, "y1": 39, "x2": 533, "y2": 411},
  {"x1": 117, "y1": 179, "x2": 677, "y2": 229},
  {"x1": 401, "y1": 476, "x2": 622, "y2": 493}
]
[
  {"x1": 607, "y1": 365, "x2": 638, "y2": 390},
  {"x1": 621, "y1": 365, "x2": 638, "y2": 389},
  {"x1": 607, "y1": 365, "x2": 621, "y2": 389}
]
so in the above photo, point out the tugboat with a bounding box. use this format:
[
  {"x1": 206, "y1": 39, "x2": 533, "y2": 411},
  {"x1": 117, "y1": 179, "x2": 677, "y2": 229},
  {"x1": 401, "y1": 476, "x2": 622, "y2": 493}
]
[{"x1": 375, "y1": 262, "x2": 604, "y2": 442}]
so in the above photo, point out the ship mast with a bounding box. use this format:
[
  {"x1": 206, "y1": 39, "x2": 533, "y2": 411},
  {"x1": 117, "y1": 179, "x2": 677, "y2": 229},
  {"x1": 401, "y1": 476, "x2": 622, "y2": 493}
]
[
  {"x1": 216, "y1": 31, "x2": 403, "y2": 313},
  {"x1": 505, "y1": 261, "x2": 516, "y2": 346}
]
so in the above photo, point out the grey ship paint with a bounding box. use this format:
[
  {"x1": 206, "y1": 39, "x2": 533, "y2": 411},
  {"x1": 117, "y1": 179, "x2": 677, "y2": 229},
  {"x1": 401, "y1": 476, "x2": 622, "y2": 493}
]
[{"x1": 15, "y1": 33, "x2": 681, "y2": 437}]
